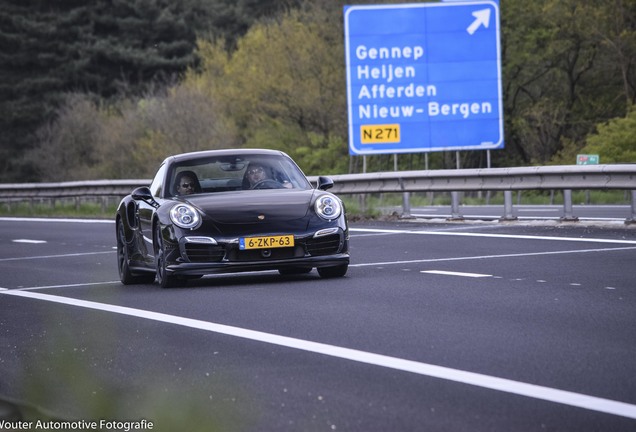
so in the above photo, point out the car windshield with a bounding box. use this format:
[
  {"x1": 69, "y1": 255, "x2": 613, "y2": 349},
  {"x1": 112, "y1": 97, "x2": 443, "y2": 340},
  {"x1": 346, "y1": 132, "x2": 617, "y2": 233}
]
[{"x1": 167, "y1": 153, "x2": 312, "y2": 197}]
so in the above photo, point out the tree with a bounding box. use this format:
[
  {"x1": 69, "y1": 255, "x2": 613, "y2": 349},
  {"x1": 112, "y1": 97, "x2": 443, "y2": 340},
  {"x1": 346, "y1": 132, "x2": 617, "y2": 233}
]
[
  {"x1": 189, "y1": 5, "x2": 350, "y2": 174},
  {"x1": 27, "y1": 84, "x2": 237, "y2": 181},
  {"x1": 501, "y1": 0, "x2": 636, "y2": 166},
  {"x1": 9, "y1": 0, "x2": 636, "y2": 182},
  {"x1": 580, "y1": 108, "x2": 636, "y2": 163},
  {"x1": 589, "y1": 0, "x2": 636, "y2": 108},
  {"x1": 83, "y1": 0, "x2": 200, "y2": 97},
  {"x1": 28, "y1": 94, "x2": 103, "y2": 181},
  {"x1": 193, "y1": 0, "x2": 302, "y2": 49},
  {"x1": 0, "y1": 0, "x2": 207, "y2": 181},
  {"x1": 0, "y1": 0, "x2": 93, "y2": 181}
]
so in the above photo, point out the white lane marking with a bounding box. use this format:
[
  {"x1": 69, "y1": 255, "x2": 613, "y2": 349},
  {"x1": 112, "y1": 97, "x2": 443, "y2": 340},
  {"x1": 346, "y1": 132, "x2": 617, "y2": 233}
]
[
  {"x1": 350, "y1": 246, "x2": 636, "y2": 268},
  {"x1": 16, "y1": 281, "x2": 121, "y2": 291},
  {"x1": 2, "y1": 289, "x2": 636, "y2": 420},
  {"x1": 422, "y1": 270, "x2": 492, "y2": 278},
  {"x1": 411, "y1": 215, "x2": 628, "y2": 222},
  {"x1": 12, "y1": 239, "x2": 47, "y2": 244},
  {"x1": 0, "y1": 251, "x2": 115, "y2": 262},
  {"x1": 4, "y1": 230, "x2": 629, "y2": 265},
  {"x1": 350, "y1": 228, "x2": 636, "y2": 245},
  {"x1": 0, "y1": 217, "x2": 113, "y2": 224}
]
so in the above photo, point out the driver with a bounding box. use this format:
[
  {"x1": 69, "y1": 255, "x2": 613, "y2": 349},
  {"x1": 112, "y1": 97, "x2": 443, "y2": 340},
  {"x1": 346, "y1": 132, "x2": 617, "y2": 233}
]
[
  {"x1": 244, "y1": 163, "x2": 292, "y2": 189},
  {"x1": 174, "y1": 170, "x2": 201, "y2": 195}
]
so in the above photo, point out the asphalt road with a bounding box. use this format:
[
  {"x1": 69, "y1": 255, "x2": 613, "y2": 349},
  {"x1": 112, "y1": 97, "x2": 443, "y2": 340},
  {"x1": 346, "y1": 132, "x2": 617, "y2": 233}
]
[{"x1": 1, "y1": 217, "x2": 635, "y2": 431}]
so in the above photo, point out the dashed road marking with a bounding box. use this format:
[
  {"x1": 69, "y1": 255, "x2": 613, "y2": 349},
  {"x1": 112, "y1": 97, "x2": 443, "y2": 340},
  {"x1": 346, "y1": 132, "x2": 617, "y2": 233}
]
[{"x1": 421, "y1": 270, "x2": 492, "y2": 278}]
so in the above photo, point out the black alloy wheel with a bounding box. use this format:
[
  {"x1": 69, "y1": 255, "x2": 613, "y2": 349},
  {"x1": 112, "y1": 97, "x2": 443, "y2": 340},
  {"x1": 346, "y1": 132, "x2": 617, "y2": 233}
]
[
  {"x1": 117, "y1": 221, "x2": 154, "y2": 285},
  {"x1": 154, "y1": 223, "x2": 178, "y2": 289}
]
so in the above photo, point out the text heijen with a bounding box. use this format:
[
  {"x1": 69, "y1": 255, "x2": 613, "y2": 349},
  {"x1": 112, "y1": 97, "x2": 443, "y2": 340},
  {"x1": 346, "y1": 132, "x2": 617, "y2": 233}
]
[
  {"x1": 359, "y1": 101, "x2": 493, "y2": 119},
  {"x1": 356, "y1": 45, "x2": 424, "y2": 62},
  {"x1": 357, "y1": 64, "x2": 415, "y2": 84}
]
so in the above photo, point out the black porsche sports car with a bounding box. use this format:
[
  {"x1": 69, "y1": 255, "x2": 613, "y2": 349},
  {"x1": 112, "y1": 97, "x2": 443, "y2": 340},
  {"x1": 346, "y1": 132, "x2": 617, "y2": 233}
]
[{"x1": 116, "y1": 149, "x2": 349, "y2": 288}]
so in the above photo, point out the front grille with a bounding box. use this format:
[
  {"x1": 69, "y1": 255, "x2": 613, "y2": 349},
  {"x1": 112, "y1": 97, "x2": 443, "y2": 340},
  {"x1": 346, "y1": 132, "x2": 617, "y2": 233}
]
[
  {"x1": 228, "y1": 245, "x2": 304, "y2": 262},
  {"x1": 306, "y1": 234, "x2": 341, "y2": 256},
  {"x1": 184, "y1": 244, "x2": 225, "y2": 263}
]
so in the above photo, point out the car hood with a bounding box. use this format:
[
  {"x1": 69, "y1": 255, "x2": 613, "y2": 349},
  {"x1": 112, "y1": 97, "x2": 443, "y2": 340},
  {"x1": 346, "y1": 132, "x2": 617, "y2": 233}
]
[{"x1": 182, "y1": 189, "x2": 315, "y2": 224}]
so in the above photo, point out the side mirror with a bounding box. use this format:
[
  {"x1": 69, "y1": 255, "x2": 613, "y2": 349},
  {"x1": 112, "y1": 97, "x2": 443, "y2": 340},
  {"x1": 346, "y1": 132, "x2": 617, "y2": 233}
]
[
  {"x1": 317, "y1": 176, "x2": 334, "y2": 191},
  {"x1": 131, "y1": 186, "x2": 155, "y2": 203}
]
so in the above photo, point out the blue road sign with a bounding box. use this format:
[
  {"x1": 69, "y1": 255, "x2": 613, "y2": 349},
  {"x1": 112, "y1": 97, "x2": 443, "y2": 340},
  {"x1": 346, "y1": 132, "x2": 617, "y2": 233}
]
[{"x1": 344, "y1": 1, "x2": 503, "y2": 156}]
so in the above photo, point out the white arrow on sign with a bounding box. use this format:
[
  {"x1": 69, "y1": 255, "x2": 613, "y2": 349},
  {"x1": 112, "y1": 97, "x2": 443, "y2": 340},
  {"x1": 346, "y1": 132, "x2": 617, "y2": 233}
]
[{"x1": 466, "y1": 8, "x2": 491, "y2": 35}]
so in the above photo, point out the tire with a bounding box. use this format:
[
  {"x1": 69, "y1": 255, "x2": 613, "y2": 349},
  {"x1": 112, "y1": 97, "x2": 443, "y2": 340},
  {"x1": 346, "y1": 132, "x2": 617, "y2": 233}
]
[
  {"x1": 117, "y1": 221, "x2": 154, "y2": 285},
  {"x1": 154, "y1": 224, "x2": 179, "y2": 289},
  {"x1": 317, "y1": 264, "x2": 348, "y2": 279}
]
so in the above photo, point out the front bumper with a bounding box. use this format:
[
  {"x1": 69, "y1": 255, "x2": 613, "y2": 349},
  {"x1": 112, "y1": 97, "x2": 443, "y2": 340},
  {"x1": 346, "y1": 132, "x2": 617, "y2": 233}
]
[
  {"x1": 164, "y1": 228, "x2": 349, "y2": 277},
  {"x1": 165, "y1": 253, "x2": 350, "y2": 277}
]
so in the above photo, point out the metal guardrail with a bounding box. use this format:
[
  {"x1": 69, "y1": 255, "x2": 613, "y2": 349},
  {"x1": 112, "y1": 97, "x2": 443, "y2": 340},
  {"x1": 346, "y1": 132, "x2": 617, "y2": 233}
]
[
  {"x1": 320, "y1": 164, "x2": 636, "y2": 223},
  {"x1": 0, "y1": 179, "x2": 150, "y2": 213},
  {"x1": 321, "y1": 164, "x2": 636, "y2": 193},
  {"x1": 0, "y1": 179, "x2": 150, "y2": 199},
  {"x1": 1, "y1": 165, "x2": 635, "y2": 223}
]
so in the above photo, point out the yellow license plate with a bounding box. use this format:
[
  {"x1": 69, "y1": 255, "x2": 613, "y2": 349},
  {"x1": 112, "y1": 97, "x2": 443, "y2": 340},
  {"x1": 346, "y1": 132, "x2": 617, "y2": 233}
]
[{"x1": 239, "y1": 235, "x2": 294, "y2": 250}]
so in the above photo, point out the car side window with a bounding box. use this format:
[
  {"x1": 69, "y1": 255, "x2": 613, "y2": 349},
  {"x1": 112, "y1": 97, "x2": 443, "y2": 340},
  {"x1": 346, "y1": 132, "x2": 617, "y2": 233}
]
[{"x1": 149, "y1": 163, "x2": 167, "y2": 197}]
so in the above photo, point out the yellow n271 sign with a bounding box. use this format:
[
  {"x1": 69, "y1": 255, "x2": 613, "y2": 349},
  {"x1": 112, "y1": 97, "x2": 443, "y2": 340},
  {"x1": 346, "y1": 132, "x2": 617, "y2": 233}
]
[{"x1": 360, "y1": 124, "x2": 401, "y2": 144}]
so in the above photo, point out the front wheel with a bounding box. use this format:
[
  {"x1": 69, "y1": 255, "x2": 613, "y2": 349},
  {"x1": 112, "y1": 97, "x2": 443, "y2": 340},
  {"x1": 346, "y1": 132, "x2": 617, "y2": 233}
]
[
  {"x1": 317, "y1": 264, "x2": 348, "y2": 279},
  {"x1": 154, "y1": 224, "x2": 178, "y2": 289},
  {"x1": 117, "y1": 221, "x2": 154, "y2": 285}
]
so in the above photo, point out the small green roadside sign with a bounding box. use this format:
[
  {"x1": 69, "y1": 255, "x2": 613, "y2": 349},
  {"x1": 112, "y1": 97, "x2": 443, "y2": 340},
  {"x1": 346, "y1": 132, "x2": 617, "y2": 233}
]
[{"x1": 576, "y1": 154, "x2": 599, "y2": 165}]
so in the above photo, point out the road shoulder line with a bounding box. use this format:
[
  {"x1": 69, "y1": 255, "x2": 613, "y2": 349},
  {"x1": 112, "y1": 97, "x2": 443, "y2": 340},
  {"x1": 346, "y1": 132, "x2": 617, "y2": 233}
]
[
  {"x1": 350, "y1": 227, "x2": 636, "y2": 245},
  {"x1": 2, "y1": 288, "x2": 636, "y2": 421}
]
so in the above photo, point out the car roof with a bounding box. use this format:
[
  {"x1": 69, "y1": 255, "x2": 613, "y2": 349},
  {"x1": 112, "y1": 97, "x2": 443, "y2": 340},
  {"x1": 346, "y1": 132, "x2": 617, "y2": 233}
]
[{"x1": 163, "y1": 148, "x2": 287, "y2": 165}]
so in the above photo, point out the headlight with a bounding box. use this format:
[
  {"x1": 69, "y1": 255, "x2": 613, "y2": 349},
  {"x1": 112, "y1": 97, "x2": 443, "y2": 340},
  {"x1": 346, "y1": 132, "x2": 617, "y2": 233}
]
[
  {"x1": 315, "y1": 194, "x2": 342, "y2": 221},
  {"x1": 170, "y1": 203, "x2": 201, "y2": 229}
]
